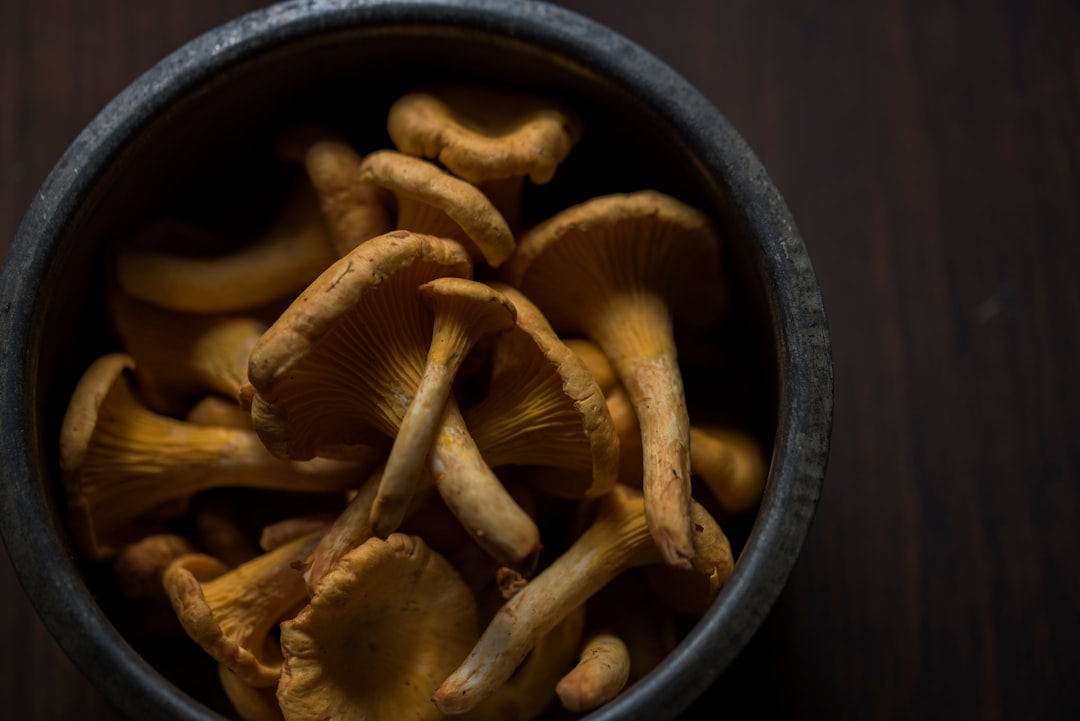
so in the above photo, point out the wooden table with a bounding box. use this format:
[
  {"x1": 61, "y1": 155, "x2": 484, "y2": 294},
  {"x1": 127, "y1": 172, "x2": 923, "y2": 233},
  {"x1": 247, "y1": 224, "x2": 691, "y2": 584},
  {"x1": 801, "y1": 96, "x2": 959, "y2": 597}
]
[{"x1": 2, "y1": 1, "x2": 1077, "y2": 718}]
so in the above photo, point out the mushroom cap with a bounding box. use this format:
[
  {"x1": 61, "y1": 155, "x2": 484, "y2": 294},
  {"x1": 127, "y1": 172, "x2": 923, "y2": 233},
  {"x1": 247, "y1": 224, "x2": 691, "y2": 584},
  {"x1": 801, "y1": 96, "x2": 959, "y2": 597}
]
[
  {"x1": 277, "y1": 533, "x2": 478, "y2": 721},
  {"x1": 503, "y1": 190, "x2": 727, "y2": 337},
  {"x1": 464, "y1": 283, "x2": 619, "y2": 499},
  {"x1": 387, "y1": 83, "x2": 584, "y2": 185},
  {"x1": 246, "y1": 230, "x2": 472, "y2": 460},
  {"x1": 357, "y1": 150, "x2": 515, "y2": 267}
]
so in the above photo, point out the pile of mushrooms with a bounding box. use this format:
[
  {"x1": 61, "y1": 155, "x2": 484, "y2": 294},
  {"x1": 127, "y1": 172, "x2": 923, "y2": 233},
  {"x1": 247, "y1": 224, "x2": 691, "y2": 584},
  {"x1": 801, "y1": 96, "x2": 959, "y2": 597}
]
[{"x1": 62, "y1": 81, "x2": 769, "y2": 721}]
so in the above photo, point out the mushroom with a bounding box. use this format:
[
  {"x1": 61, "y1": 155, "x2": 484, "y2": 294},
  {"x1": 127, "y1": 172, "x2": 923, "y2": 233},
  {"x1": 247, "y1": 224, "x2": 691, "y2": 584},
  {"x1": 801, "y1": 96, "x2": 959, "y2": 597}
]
[
  {"x1": 164, "y1": 531, "x2": 321, "y2": 688},
  {"x1": 555, "y1": 631, "x2": 632, "y2": 712},
  {"x1": 113, "y1": 177, "x2": 337, "y2": 313},
  {"x1": 245, "y1": 230, "x2": 472, "y2": 462},
  {"x1": 372, "y1": 277, "x2": 517, "y2": 537},
  {"x1": 59, "y1": 353, "x2": 368, "y2": 559},
  {"x1": 689, "y1": 424, "x2": 768, "y2": 515},
  {"x1": 457, "y1": 283, "x2": 619, "y2": 501},
  {"x1": 431, "y1": 484, "x2": 731, "y2": 713},
  {"x1": 107, "y1": 291, "x2": 265, "y2": 415},
  {"x1": 357, "y1": 150, "x2": 515, "y2": 267},
  {"x1": 503, "y1": 190, "x2": 727, "y2": 569},
  {"x1": 273, "y1": 121, "x2": 394, "y2": 255},
  {"x1": 276, "y1": 533, "x2": 479, "y2": 721},
  {"x1": 387, "y1": 83, "x2": 584, "y2": 227}
]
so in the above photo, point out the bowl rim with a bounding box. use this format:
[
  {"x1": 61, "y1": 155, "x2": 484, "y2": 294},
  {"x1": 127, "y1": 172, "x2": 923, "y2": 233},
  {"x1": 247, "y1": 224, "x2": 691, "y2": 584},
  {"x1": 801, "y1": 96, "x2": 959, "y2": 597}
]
[{"x1": 0, "y1": 1, "x2": 833, "y2": 719}]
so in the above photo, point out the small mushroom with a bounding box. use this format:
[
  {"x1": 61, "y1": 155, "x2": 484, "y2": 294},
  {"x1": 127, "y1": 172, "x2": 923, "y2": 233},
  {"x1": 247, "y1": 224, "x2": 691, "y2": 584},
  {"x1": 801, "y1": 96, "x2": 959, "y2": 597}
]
[
  {"x1": 245, "y1": 230, "x2": 472, "y2": 462},
  {"x1": 459, "y1": 283, "x2": 619, "y2": 501},
  {"x1": 108, "y1": 291, "x2": 265, "y2": 415},
  {"x1": 164, "y1": 531, "x2": 321, "y2": 687},
  {"x1": 113, "y1": 178, "x2": 337, "y2": 313},
  {"x1": 387, "y1": 83, "x2": 584, "y2": 227},
  {"x1": 555, "y1": 631, "x2": 632, "y2": 712},
  {"x1": 689, "y1": 424, "x2": 768, "y2": 515},
  {"x1": 59, "y1": 353, "x2": 368, "y2": 559},
  {"x1": 503, "y1": 190, "x2": 727, "y2": 569},
  {"x1": 274, "y1": 122, "x2": 394, "y2": 255},
  {"x1": 431, "y1": 484, "x2": 730, "y2": 713},
  {"x1": 372, "y1": 277, "x2": 517, "y2": 537},
  {"x1": 357, "y1": 150, "x2": 515, "y2": 267},
  {"x1": 277, "y1": 534, "x2": 479, "y2": 721}
]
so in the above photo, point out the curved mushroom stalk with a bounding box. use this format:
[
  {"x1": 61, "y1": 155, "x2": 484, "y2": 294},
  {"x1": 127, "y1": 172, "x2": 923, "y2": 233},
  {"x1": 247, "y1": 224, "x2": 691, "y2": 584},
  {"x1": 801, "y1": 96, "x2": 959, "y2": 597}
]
[
  {"x1": 245, "y1": 230, "x2": 473, "y2": 462},
  {"x1": 462, "y1": 284, "x2": 620, "y2": 501},
  {"x1": 274, "y1": 122, "x2": 394, "y2": 255},
  {"x1": 59, "y1": 354, "x2": 370, "y2": 560},
  {"x1": 504, "y1": 190, "x2": 727, "y2": 569},
  {"x1": 277, "y1": 534, "x2": 479, "y2": 721},
  {"x1": 429, "y1": 401, "x2": 541, "y2": 569},
  {"x1": 163, "y1": 531, "x2": 322, "y2": 688},
  {"x1": 113, "y1": 177, "x2": 338, "y2": 313},
  {"x1": 689, "y1": 424, "x2": 768, "y2": 515},
  {"x1": 555, "y1": 631, "x2": 632, "y2": 713},
  {"x1": 386, "y1": 83, "x2": 584, "y2": 229},
  {"x1": 432, "y1": 484, "x2": 729, "y2": 714},
  {"x1": 357, "y1": 150, "x2": 515, "y2": 267},
  {"x1": 372, "y1": 278, "x2": 517, "y2": 537},
  {"x1": 108, "y1": 292, "x2": 266, "y2": 415}
]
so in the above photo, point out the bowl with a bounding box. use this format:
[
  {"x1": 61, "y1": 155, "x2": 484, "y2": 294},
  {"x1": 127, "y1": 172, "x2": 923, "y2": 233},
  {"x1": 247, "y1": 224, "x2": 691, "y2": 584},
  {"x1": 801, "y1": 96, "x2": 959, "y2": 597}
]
[{"x1": 0, "y1": 1, "x2": 833, "y2": 719}]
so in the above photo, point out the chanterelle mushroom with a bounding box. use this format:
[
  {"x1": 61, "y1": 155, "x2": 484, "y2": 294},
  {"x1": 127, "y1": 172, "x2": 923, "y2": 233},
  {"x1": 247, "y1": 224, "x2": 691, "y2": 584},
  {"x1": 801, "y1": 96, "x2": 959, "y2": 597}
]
[
  {"x1": 357, "y1": 150, "x2": 515, "y2": 267},
  {"x1": 431, "y1": 484, "x2": 731, "y2": 713},
  {"x1": 274, "y1": 121, "x2": 394, "y2": 255},
  {"x1": 113, "y1": 177, "x2": 337, "y2": 314},
  {"x1": 245, "y1": 229, "x2": 472, "y2": 461},
  {"x1": 277, "y1": 533, "x2": 478, "y2": 721},
  {"x1": 689, "y1": 424, "x2": 768, "y2": 515},
  {"x1": 386, "y1": 83, "x2": 584, "y2": 227},
  {"x1": 164, "y1": 531, "x2": 322, "y2": 687},
  {"x1": 503, "y1": 190, "x2": 727, "y2": 569},
  {"x1": 59, "y1": 353, "x2": 366, "y2": 559}
]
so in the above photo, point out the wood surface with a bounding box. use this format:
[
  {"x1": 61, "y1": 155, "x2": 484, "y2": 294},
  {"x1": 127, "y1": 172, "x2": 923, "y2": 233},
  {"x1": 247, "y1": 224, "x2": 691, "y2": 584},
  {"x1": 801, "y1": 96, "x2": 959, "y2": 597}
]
[{"x1": 2, "y1": 1, "x2": 1078, "y2": 719}]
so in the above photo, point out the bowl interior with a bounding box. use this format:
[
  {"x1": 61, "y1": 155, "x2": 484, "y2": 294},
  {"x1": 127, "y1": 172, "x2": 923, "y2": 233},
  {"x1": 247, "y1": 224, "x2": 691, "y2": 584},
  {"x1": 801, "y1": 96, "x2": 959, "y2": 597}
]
[{"x1": 8, "y1": 5, "x2": 820, "y2": 721}]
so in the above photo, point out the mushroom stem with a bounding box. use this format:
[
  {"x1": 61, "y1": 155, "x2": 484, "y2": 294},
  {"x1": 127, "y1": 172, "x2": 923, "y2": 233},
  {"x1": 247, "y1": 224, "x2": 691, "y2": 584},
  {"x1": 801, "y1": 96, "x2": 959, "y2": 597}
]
[
  {"x1": 431, "y1": 485, "x2": 656, "y2": 713},
  {"x1": 430, "y1": 400, "x2": 541, "y2": 569},
  {"x1": 589, "y1": 293, "x2": 694, "y2": 569},
  {"x1": 555, "y1": 631, "x2": 631, "y2": 712},
  {"x1": 304, "y1": 465, "x2": 382, "y2": 590}
]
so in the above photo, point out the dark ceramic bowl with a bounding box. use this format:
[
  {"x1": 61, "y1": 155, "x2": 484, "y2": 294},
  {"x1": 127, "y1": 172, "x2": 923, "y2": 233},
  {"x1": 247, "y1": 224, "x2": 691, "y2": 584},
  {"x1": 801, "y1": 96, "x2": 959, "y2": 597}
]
[{"x1": 0, "y1": 1, "x2": 833, "y2": 719}]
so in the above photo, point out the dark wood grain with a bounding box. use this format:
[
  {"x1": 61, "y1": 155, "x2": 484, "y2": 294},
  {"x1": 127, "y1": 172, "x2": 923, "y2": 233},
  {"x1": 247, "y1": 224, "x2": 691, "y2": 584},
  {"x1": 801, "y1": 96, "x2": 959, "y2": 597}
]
[{"x1": 3, "y1": 1, "x2": 1079, "y2": 719}]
